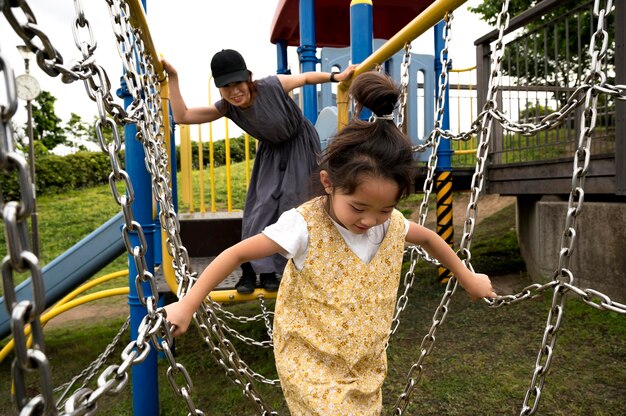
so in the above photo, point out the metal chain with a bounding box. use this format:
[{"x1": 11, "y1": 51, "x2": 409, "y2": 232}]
[
  {"x1": 3, "y1": 1, "x2": 623, "y2": 415},
  {"x1": 258, "y1": 295, "x2": 275, "y2": 342},
  {"x1": 391, "y1": 1, "x2": 512, "y2": 413},
  {"x1": 388, "y1": 14, "x2": 453, "y2": 344},
  {"x1": 54, "y1": 316, "x2": 131, "y2": 410},
  {"x1": 208, "y1": 297, "x2": 274, "y2": 324},
  {"x1": 105, "y1": 1, "x2": 278, "y2": 411},
  {"x1": 0, "y1": 38, "x2": 55, "y2": 416},
  {"x1": 194, "y1": 308, "x2": 280, "y2": 410},
  {"x1": 396, "y1": 42, "x2": 412, "y2": 130},
  {"x1": 519, "y1": 1, "x2": 618, "y2": 414},
  {"x1": 213, "y1": 316, "x2": 274, "y2": 349}
]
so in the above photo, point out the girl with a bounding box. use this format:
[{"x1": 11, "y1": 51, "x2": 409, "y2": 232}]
[
  {"x1": 162, "y1": 49, "x2": 356, "y2": 294},
  {"x1": 163, "y1": 71, "x2": 496, "y2": 415}
]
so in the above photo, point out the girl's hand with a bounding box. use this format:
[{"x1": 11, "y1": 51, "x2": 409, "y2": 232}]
[
  {"x1": 163, "y1": 300, "x2": 194, "y2": 337},
  {"x1": 460, "y1": 272, "x2": 497, "y2": 301},
  {"x1": 335, "y1": 64, "x2": 358, "y2": 82}
]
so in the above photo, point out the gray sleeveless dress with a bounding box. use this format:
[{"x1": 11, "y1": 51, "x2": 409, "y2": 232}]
[{"x1": 216, "y1": 76, "x2": 321, "y2": 274}]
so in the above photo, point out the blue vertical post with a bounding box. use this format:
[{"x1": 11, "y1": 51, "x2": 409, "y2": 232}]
[
  {"x1": 118, "y1": 0, "x2": 159, "y2": 414},
  {"x1": 434, "y1": 20, "x2": 452, "y2": 170},
  {"x1": 298, "y1": 0, "x2": 318, "y2": 123},
  {"x1": 434, "y1": 20, "x2": 455, "y2": 284},
  {"x1": 350, "y1": 0, "x2": 373, "y2": 120},
  {"x1": 276, "y1": 40, "x2": 291, "y2": 75}
]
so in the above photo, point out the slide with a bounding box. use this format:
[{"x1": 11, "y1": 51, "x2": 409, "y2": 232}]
[{"x1": 0, "y1": 213, "x2": 126, "y2": 339}]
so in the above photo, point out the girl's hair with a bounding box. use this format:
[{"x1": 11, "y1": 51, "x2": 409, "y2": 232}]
[{"x1": 319, "y1": 71, "x2": 415, "y2": 200}]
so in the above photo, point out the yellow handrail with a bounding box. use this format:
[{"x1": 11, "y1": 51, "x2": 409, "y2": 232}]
[{"x1": 337, "y1": 0, "x2": 469, "y2": 126}]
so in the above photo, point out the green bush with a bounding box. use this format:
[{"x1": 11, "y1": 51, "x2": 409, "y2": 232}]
[
  {"x1": 175, "y1": 135, "x2": 257, "y2": 169},
  {"x1": 0, "y1": 151, "x2": 121, "y2": 199}
]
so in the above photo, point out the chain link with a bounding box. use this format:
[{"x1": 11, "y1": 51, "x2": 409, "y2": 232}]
[{"x1": 391, "y1": 2, "x2": 512, "y2": 412}]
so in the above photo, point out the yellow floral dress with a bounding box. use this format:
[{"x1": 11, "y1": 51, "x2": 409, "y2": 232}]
[{"x1": 273, "y1": 197, "x2": 406, "y2": 415}]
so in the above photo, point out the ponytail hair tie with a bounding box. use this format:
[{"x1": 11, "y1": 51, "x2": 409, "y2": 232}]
[{"x1": 372, "y1": 113, "x2": 394, "y2": 121}]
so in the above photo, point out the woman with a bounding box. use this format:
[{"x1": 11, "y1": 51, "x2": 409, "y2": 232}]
[{"x1": 162, "y1": 49, "x2": 356, "y2": 294}]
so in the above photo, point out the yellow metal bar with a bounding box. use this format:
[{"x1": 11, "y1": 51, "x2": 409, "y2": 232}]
[
  {"x1": 208, "y1": 76, "x2": 217, "y2": 212},
  {"x1": 198, "y1": 125, "x2": 206, "y2": 213},
  {"x1": 180, "y1": 124, "x2": 190, "y2": 205},
  {"x1": 354, "y1": 0, "x2": 467, "y2": 76},
  {"x1": 244, "y1": 133, "x2": 251, "y2": 189},
  {"x1": 225, "y1": 119, "x2": 233, "y2": 212},
  {"x1": 55, "y1": 270, "x2": 128, "y2": 307},
  {"x1": 454, "y1": 149, "x2": 477, "y2": 155},
  {"x1": 450, "y1": 65, "x2": 477, "y2": 73},
  {"x1": 0, "y1": 287, "x2": 129, "y2": 363},
  {"x1": 159, "y1": 82, "x2": 178, "y2": 293},
  {"x1": 127, "y1": 0, "x2": 164, "y2": 79},
  {"x1": 337, "y1": 0, "x2": 468, "y2": 128}
]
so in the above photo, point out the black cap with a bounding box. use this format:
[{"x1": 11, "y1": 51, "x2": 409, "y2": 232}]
[{"x1": 211, "y1": 49, "x2": 250, "y2": 88}]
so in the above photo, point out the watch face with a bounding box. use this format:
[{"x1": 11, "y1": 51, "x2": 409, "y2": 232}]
[{"x1": 16, "y1": 74, "x2": 41, "y2": 101}]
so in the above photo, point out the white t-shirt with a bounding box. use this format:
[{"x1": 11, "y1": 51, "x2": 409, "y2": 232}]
[{"x1": 262, "y1": 208, "x2": 410, "y2": 270}]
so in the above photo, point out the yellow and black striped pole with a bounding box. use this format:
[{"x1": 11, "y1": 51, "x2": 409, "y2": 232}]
[{"x1": 435, "y1": 170, "x2": 454, "y2": 283}]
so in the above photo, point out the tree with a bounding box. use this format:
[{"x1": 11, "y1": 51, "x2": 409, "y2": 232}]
[
  {"x1": 31, "y1": 91, "x2": 67, "y2": 151},
  {"x1": 65, "y1": 113, "x2": 92, "y2": 143},
  {"x1": 469, "y1": 0, "x2": 614, "y2": 106}
]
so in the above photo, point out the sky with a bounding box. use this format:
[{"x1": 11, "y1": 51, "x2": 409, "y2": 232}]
[{"x1": 2, "y1": 0, "x2": 491, "y2": 142}]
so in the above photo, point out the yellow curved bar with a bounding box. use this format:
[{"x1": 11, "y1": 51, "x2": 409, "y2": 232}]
[
  {"x1": 0, "y1": 288, "x2": 130, "y2": 363},
  {"x1": 450, "y1": 65, "x2": 477, "y2": 73},
  {"x1": 337, "y1": 0, "x2": 468, "y2": 125},
  {"x1": 454, "y1": 149, "x2": 477, "y2": 155},
  {"x1": 54, "y1": 270, "x2": 128, "y2": 307},
  {"x1": 350, "y1": 0, "x2": 373, "y2": 5}
]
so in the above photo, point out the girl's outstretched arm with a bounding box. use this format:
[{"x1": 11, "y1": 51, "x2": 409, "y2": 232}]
[
  {"x1": 406, "y1": 222, "x2": 496, "y2": 301},
  {"x1": 278, "y1": 64, "x2": 357, "y2": 93},
  {"x1": 163, "y1": 234, "x2": 284, "y2": 337},
  {"x1": 161, "y1": 59, "x2": 224, "y2": 124}
]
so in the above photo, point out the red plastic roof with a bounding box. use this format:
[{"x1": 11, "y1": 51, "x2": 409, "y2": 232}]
[{"x1": 270, "y1": 0, "x2": 437, "y2": 48}]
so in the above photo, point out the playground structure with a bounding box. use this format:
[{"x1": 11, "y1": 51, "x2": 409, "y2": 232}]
[{"x1": 1, "y1": 0, "x2": 625, "y2": 415}]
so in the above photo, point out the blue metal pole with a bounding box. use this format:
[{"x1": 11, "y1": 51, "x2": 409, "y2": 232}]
[
  {"x1": 276, "y1": 40, "x2": 291, "y2": 75},
  {"x1": 434, "y1": 20, "x2": 455, "y2": 284},
  {"x1": 118, "y1": 0, "x2": 159, "y2": 414},
  {"x1": 350, "y1": 0, "x2": 373, "y2": 120},
  {"x1": 434, "y1": 20, "x2": 452, "y2": 171},
  {"x1": 298, "y1": 0, "x2": 318, "y2": 123}
]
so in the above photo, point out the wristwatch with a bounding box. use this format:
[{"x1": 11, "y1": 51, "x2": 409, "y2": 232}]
[{"x1": 16, "y1": 74, "x2": 41, "y2": 101}]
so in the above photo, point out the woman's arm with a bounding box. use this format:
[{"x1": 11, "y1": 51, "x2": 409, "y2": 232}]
[
  {"x1": 277, "y1": 64, "x2": 357, "y2": 93},
  {"x1": 406, "y1": 221, "x2": 496, "y2": 300},
  {"x1": 162, "y1": 59, "x2": 224, "y2": 124},
  {"x1": 163, "y1": 234, "x2": 284, "y2": 336}
]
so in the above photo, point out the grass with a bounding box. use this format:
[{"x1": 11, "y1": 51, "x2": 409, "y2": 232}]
[{"x1": 1, "y1": 161, "x2": 625, "y2": 415}]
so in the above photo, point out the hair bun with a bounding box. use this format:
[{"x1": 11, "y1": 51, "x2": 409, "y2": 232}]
[{"x1": 349, "y1": 72, "x2": 400, "y2": 118}]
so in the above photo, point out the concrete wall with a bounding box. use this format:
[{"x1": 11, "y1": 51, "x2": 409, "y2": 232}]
[{"x1": 517, "y1": 196, "x2": 626, "y2": 303}]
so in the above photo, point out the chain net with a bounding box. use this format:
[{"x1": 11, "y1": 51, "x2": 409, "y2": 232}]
[{"x1": 0, "y1": 0, "x2": 624, "y2": 415}]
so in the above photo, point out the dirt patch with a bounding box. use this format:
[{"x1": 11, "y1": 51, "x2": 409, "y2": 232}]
[
  {"x1": 44, "y1": 297, "x2": 129, "y2": 330},
  {"x1": 414, "y1": 192, "x2": 516, "y2": 232}
]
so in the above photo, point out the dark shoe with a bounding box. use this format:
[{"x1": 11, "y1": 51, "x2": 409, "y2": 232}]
[
  {"x1": 260, "y1": 273, "x2": 280, "y2": 292},
  {"x1": 236, "y1": 272, "x2": 256, "y2": 294}
]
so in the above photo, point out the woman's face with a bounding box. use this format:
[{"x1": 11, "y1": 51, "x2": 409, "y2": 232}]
[{"x1": 219, "y1": 80, "x2": 251, "y2": 108}]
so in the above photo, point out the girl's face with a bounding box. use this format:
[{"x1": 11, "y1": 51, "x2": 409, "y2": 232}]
[
  {"x1": 219, "y1": 81, "x2": 251, "y2": 108},
  {"x1": 321, "y1": 171, "x2": 399, "y2": 235}
]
